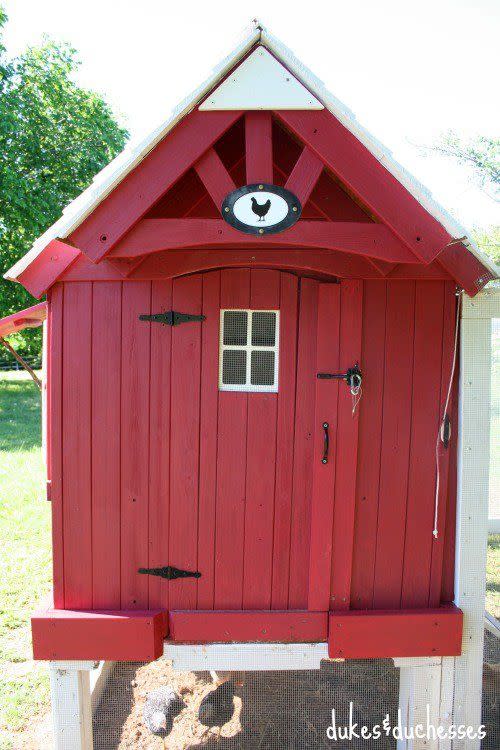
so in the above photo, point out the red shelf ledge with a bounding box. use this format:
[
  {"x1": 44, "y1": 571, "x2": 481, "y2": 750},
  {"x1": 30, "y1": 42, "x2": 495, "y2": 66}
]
[
  {"x1": 170, "y1": 610, "x2": 328, "y2": 643},
  {"x1": 32, "y1": 607, "x2": 168, "y2": 661},
  {"x1": 328, "y1": 606, "x2": 463, "y2": 659}
]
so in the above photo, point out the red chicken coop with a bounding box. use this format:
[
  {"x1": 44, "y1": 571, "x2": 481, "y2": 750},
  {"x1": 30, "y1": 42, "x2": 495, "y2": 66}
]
[{"x1": 4, "y1": 24, "x2": 496, "y2": 675}]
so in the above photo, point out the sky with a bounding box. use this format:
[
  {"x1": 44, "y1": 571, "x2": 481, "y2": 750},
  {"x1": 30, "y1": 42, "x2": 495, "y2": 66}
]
[{"x1": 2, "y1": 0, "x2": 499, "y2": 231}]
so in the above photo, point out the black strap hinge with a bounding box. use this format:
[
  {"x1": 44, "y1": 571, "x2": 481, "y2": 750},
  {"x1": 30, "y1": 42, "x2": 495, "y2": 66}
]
[
  {"x1": 138, "y1": 565, "x2": 201, "y2": 580},
  {"x1": 139, "y1": 310, "x2": 206, "y2": 326}
]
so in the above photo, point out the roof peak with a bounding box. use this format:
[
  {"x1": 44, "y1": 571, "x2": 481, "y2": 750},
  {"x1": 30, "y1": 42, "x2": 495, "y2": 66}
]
[{"x1": 5, "y1": 21, "x2": 497, "y2": 290}]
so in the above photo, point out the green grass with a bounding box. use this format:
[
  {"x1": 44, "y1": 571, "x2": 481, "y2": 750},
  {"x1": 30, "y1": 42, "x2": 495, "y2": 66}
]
[
  {"x1": 0, "y1": 371, "x2": 51, "y2": 748},
  {"x1": 486, "y1": 534, "x2": 500, "y2": 619}
]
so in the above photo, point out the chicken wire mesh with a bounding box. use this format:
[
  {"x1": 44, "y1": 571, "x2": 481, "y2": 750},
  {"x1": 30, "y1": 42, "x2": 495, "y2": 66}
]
[{"x1": 92, "y1": 658, "x2": 400, "y2": 749}]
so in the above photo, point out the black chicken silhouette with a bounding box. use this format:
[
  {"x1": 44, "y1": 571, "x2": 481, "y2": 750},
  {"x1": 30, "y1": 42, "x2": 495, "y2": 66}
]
[{"x1": 251, "y1": 196, "x2": 271, "y2": 221}]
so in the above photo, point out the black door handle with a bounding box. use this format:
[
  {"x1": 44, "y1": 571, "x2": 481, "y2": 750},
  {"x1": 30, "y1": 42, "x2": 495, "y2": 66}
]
[{"x1": 322, "y1": 422, "x2": 329, "y2": 464}]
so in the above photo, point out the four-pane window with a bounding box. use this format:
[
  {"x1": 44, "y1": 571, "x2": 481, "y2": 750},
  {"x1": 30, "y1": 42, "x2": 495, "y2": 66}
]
[{"x1": 219, "y1": 309, "x2": 279, "y2": 392}]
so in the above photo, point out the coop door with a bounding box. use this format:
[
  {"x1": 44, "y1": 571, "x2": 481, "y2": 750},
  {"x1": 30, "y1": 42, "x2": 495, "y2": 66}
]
[{"x1": 164, "y1": 270, "x2": 361, "y2": 633}]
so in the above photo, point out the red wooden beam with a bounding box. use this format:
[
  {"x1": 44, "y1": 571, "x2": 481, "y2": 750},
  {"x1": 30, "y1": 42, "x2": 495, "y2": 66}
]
[
  {"x1": 9, "y1": 239, "x2": 80, "y2": 298},
  {"x1": 328, "y1": 606, "x2": 463, "y2": 659},
  {"x1": 276, "y1": 109, "x2": 445, "y2": 264},
  {"x1": 245, "y1": 111, "x2": 273, "y2": 183},
  {"x1": 69, "y1": 109, "x2": 242, "y2": 261},
  {"x1": 193, "y1": 147, "x2": 237, "y2": 211},
  {"x1": 0, "y1": 302, "x2": 47, "y2": 338},
  {"x1": 285, "y1": 147, "x2": 324, "y2": 206},
  {"x1": 170, "y1": 610, "x2": 327, "y2": 643},
  {"x1": 32, "y1": 607, "x2": 168, "y2": 660},
  {"x1": 59, "y1": 247, "x2": 451, "y2": 284},
  {"x1": 110, "y1": 218, "x2": 418, "y2": 263}
]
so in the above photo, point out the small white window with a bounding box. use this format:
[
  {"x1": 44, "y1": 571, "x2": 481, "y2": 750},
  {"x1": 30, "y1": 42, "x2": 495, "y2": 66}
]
[{"x1": 219, "y1": 309, "x2": 279, "y2": 392}]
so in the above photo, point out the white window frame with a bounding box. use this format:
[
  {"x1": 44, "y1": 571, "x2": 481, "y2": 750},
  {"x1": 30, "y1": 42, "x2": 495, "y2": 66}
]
[{"x1": 218, "y1": 309, "x2": 280, "y2": 393}]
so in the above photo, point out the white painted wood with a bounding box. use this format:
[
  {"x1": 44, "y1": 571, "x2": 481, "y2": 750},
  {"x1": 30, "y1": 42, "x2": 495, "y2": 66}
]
[
  {"x1": 50, "y1": 662, "x2": 95, "y2": 750},
  {"x1": 163, "y1": 641, "x2": 329, "y2": 670},
  {"x1": 438, "y1": 657, "x2": 455, "y2": 750},
  {"x1": 199, "y1": 46, "x2": 323, "y2": 111},
  {"x1": 451, "y1": 294, "x2": 492, "y2": 749},
  {"x1": 7, "y1": 24, "x2": 497, "y2": 283}
]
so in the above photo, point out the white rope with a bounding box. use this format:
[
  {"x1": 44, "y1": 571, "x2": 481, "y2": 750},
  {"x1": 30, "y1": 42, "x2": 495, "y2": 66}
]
[
  {"x1": 350, "y1": 375, "x2": 362, "y2": 416},
  {"x1": 433, "y1": 292, "x2": 462, "y2": 539}
]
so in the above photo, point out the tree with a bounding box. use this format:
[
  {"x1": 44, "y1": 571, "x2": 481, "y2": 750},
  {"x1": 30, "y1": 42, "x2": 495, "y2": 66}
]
[
  {"x1": 432, "y1": 132, "x2": 499, "y2": 267},
  {"x1": 433, "y1": 132, "x2": 499, "y2": 202},
  {"x1": 0, "y1": 9, "x2": 128, "y2": 357}
]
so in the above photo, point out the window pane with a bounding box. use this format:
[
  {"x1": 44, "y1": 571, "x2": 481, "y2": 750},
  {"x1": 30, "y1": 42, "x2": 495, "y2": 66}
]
[
  {"x1": 222, "y1": 349, "x2": 247, "y2": 385},
  {"x1": 251, "y1": 350, "x2": 275, "y2": 385},
  {"x1": 251, "y1": 312, "x2": 276, "y2": 347},
  {"x1": 223, "y1": 310, "x2": 248, "y2": 346}
]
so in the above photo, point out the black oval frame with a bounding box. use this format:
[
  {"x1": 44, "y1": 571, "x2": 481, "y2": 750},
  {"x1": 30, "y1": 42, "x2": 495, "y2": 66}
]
[{"x1": 221, "y1": 183, "x2": 302, "y2": 236}]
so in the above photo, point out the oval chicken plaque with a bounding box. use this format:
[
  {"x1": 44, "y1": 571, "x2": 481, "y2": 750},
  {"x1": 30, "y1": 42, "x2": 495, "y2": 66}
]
[{"x1": 221, "y1": 184, "x2": 301, "y2": 235}]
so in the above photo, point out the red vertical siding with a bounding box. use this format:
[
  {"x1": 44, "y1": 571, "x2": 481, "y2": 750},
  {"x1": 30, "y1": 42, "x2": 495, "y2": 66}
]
[
  {"x1": 197, "y1": 271, "x2": 221, "y2": 609},
  {"x1": 243, "y1": 270, "x2": 280, "y2": 609},
  {"x1": 214, "y1": 270, "x2": 251, "y2": 608},
  {"x1": 308, "y1": 283, "x2": 340, "y2": 610},
  {"x1": 350, "y1": 281, "x2": 387, "y2": 608},
  {"x1": 48, "y1": 285, "x2": 64, "y2": 608},
  {"x1": 92, "y1": 282, "x2": 122, "y2": 609},
  {"x1": 288, "y1": 278, "x2": 318, "y2": 608},
  {"x1": 50, "y1": 274, "x2": 458, "y2": 619},
  {"x1": 401, "y1": 282, "x2": 444, "y2": 608},
  {"x1": 271, "y1": 273, "x2": 299, "y2": 609},
  {"x1": 169, "y1": 275, "x2": 203, "y2": 610},
  {"x1": 62, "y1": 283, "x2": 93, "y2": 609},
  {"x1": 373, "y1": 282, "x2": 416, "y2": 608},
  {"x1": 120, "y1": 282, "x2": 151, "y2": 609},
  {"x1": 148, "y1": 279, "x2": 173, "y2": 610},
  {"x1": 330, "y1": 280, "x2": 363, "y2": 609}
]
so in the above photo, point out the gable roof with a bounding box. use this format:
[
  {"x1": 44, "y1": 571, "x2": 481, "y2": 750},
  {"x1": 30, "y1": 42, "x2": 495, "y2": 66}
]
[{"x1": 6, "y1": 20, "x2": 497, "y2": 291}]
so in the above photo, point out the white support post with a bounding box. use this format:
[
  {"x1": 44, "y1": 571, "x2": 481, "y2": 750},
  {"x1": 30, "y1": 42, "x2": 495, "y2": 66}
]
[
  {"x1": 393, "y1": 287, "x2": 498, "y2": 750},
  {"x1": 451, "y1": 289, "x2": 497, "y2": 748},
  {"x1": 394, "y1": 657, "x2": 443, "y2": 750},
  {"x1": 49, "y1": 661, "x2": 96, "y2": 750}
]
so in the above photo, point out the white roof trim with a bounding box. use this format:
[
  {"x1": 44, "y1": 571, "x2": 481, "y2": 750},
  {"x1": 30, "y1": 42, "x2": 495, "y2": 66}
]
[
  {"x1": 6, "y1": 20, "x2": 497, "y2": 282},
  {"x1": 199, "y1": 46, "x2": 323, "y2": 110}
]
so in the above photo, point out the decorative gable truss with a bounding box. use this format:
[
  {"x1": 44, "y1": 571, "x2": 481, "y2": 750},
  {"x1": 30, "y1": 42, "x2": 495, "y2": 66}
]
[{"x1": 6, "y1": 32, "x2": 497, "y2": 298}]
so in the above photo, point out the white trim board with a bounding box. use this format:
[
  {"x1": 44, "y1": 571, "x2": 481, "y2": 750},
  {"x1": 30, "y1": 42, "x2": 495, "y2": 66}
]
[
  {"x1": 199, "y1": 46, "x2": 323, "y2": 110},
  {"x1": 163, "y1": 641, "x2": 329, "y2": 670}
]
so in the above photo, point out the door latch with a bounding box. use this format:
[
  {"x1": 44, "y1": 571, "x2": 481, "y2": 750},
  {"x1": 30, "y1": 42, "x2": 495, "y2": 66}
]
[{"x1": 317, "y1": 364, "x2": 362, "y2": 389}]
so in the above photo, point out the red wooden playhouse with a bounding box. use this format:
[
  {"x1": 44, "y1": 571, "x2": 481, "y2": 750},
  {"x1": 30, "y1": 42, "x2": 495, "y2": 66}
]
[{"x1": 5, "y1": 24, "x2": 496, "y2": 670}]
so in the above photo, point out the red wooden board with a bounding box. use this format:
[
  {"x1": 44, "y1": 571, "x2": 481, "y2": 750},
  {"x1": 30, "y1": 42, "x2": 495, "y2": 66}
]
[
  {"x1": 92, "y1": 282, "x2": 122, "y2": 609},
  {"x1": 289, "y1": 279, "x2": 318, "y2": 609},
  {"x1": 148, "y1": 280, "x2": 173, "y2": 611},
  {"x1": 32, "y1": 607, "x2": 167, "y2": 661},
  {"x1": 308, "y1": 283, "x2": 340, "y2": 610},
  {"x1": 47, "y1": 286, "x2": 64, "y2": 608},
  {"x1": 330, "y1": 281, "x2": 363, "y2": 608},
  {"x1": 328, "y1": 607, "x2": 463, "y2": 659},
  {"x1": 62, "y1": 283, "x2": 92, "y2": 609},
  {"x1": 120, "y1": 282, "x2": 151, "y2": 609},
  {"x1": 170, "y1": 610, "x2": 327, "y2": 643}
]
